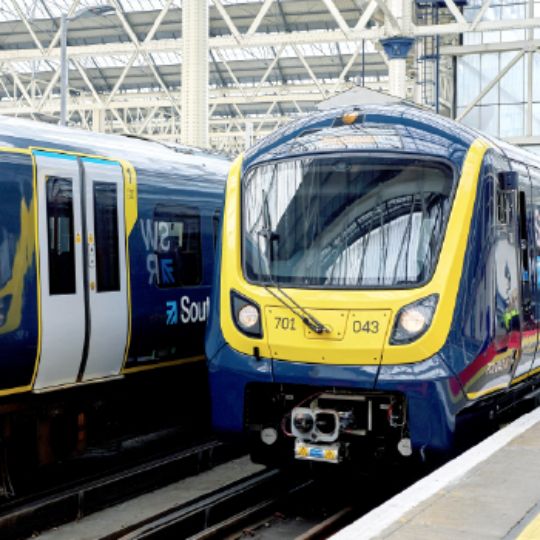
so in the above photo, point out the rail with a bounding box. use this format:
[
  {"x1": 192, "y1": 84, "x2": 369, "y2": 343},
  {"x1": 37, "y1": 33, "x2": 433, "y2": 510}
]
[{"x1": 0, "y1": 439, "x2": 241, "y2": 540}]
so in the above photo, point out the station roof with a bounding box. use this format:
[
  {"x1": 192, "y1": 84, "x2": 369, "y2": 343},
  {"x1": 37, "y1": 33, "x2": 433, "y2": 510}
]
[
  {"x1": 0, "y1": 1, "x2": 386, "y2": 107},
  {"x1": 0, "y1": 0, "x2": 464, "y2": 152}
]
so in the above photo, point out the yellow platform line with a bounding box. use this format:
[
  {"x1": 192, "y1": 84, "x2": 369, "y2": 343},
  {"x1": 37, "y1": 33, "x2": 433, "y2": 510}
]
[{"x1": 518, "y1": 511, "x2": 540, "y2": 539}]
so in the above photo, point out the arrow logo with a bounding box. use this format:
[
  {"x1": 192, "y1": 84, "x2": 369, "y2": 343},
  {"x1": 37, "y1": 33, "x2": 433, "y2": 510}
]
[
  {"x1": 166, "y1": 301, "x2": 178, "y2": 325},
  {"x1": 161, "y1": 258, "x2": 174, "y2": 284}
]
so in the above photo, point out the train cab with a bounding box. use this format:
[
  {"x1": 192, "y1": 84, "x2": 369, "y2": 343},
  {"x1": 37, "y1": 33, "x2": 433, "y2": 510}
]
[{"x1": 206, "y1": 105, "x2": 540, "y2": 465}]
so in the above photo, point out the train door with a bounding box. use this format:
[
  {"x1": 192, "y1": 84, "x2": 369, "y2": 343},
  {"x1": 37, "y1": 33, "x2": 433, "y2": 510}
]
[
  {"x1": 80, "y1": 159, "x2": 128, "y2": 380},
  {"x1": 491, "y1": 160, "x2": 521, "y2": 392},
  {"x1": 511, "y1": 161, "x2": 536, "y2": 382},
  {"x1": 33, "y1": 152, "x2": 128, "y2": 389},
  {"x1": 34, "y1": 152, "x2": 86, "y2": 389}
]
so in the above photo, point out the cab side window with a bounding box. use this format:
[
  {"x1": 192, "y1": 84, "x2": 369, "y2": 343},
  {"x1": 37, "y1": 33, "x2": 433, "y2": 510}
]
[{"x1": 153, "y1": 205, "x2": 202, "y2": 287}]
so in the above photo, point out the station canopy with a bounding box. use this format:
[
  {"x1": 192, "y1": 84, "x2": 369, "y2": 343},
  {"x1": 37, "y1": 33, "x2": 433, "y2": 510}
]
[{"x1": 0, "y1": 1, "x2": 394, "y2": 152}]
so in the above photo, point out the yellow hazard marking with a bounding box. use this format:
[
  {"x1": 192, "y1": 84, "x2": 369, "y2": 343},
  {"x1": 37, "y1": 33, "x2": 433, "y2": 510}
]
[
  {"x1": 76, "y1": 232, "x2": 81, "y2": 243},
  {"x1": 90, "y1": 281, "x2": 95, "y2": 291},
  {"x1": 297, "y1": 446, "x2": 308, "y2": 457},
  {"x1": 324, "y1": 449, "x2": 336, "y2": 460},
  {"x1": 88, "y1": 233, "x2": 94, "y2": 244},
  {"x1": 517, "y1": 511, "x2": 540, "y2": 539}
]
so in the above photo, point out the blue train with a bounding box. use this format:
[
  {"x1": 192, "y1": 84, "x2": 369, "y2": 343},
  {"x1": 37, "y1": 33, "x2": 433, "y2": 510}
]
[
  {"x1": 0, "y1": 116, "x2": 226, "y2": 490},
  {"x1": 206, "y1": 104, "x2": 540, "y2": 465}
]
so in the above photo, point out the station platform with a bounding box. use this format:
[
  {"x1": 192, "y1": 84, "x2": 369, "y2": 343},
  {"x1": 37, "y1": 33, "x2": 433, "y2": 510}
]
[{"x1": 333, "y1": 406, "x2": 540, "y2": 540}]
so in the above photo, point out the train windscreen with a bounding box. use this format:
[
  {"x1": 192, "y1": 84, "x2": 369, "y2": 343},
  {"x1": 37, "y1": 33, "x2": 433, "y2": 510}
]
[{"x1": 242, "y1": 155, "x2": 455, "y2": 288}]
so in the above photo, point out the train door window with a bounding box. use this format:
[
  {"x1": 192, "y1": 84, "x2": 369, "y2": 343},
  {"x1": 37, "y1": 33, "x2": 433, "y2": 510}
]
[
  {"x1": 518, "y1": 190, "x2": 529, "y2": 274},
  {"x1": 153, "y1": 205, "x2": 202, "y2": 287},
  {"x1": 93, "y1": 182, "x2": 120, "y2": 292},
  {"x1": 513, "y1": 162, "x2": 533, "y2": 275},
  {"x1": 213, "y1": 209, "x2": 221, "y2": 251},
  {"x1": 46, "y1": 177, "x2": 76, "y2": 295}
]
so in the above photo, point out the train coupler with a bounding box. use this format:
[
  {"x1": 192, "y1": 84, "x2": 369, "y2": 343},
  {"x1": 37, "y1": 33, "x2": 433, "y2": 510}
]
[{"x1": 287, "y1": 392, "x2": 409, "y2": 463}]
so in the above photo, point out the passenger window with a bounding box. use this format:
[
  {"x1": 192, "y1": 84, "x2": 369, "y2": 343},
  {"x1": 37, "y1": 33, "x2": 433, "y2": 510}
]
[
  {"x1": 93, "y1": 182, "x2": 120, "y2": 292},
  {"x1": 46, "y1": 177, "x2": 76, "y2": 295},
  {"x1": 153, "y1": 205, "x2": 202, "y2": 287}
]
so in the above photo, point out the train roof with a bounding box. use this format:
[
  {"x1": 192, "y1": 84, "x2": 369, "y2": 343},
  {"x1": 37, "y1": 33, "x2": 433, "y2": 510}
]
[
  {"x1": 0, "y1": 115, "x2": 230, "y2": 187},
  {"x1": 242, "y1": 103, "x2": 540, "y2": 173}
]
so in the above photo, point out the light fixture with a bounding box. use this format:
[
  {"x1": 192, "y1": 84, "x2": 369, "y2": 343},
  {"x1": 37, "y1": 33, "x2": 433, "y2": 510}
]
[{"x1": 390, "y1": 294, "x2": 439, "y2": 345}]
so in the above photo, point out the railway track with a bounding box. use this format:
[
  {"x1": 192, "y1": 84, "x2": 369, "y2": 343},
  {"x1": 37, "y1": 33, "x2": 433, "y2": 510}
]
[
  {"x1": 99, "y1": 459, "x2": 421, "y2": 540},
  {"x1": 101, "y1": 467, "x2": 312, "y2": 540},
  {"x1": 11, "y1": 397, "x2": 534, "y2": 540},
  {"x1": 0, "y1": 439, "x2": 242, "y2": 540}
]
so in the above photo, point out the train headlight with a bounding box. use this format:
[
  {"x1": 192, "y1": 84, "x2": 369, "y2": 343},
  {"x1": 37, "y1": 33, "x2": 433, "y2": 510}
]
[
  {"x1": 400, "y1": 309, "x2": 426, "y2": 334},
  {"x1": 390, "y1": 294, "x2": 438, "y2": 345},
  {"x1": 238, "y1": 305, "x2": 259, "y2": 329},
  {"x1": 231, "y1": 291, "x2": 262, "y2": 338}
]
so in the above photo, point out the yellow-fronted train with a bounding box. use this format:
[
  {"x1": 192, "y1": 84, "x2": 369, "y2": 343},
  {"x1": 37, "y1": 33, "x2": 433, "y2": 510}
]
[
  {"x1": 206, "y1": 104, "x2": 540, "y2": 466},
  {"x1": 0, "y1": 116, "x2": 227, "y2": 494}
]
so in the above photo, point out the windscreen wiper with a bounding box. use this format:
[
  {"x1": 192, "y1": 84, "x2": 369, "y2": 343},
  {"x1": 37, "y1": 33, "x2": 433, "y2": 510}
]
[
  {"x1": 257, "y1": 188, "x2": 329, "y2": 335},
  {"x1": 264, "y1": 284, "x2": 329, "y2": 335}
]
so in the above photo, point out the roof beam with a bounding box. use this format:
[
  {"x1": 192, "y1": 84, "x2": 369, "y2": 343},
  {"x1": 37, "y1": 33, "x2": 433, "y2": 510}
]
[
  {"x1": 442, "y1": 39, "x2": 540, "y2": 56},
  {"x1": 2, "y1": 14, "x2": 539, "y2": 65},
  {"x1": 0, "y1": 80, "x2": 392, "y2": 115},
  {"x1": 246, "y1": 0, "x2": 275, "y2": 36}
]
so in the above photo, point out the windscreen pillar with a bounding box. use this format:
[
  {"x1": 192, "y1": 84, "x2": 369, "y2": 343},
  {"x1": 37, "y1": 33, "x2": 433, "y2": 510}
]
[
  {"x1": 181, "y1": 0, "x2": 209, "y2": 148},
  {"x1": 381, "y1": 37, "x2": 414, "y2": 99}
]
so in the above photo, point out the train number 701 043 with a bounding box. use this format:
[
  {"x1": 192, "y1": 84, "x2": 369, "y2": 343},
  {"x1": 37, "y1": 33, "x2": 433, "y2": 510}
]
[
  {"x1": 352, "y1": 320, "x2": 380, "y2": 334},
  {"x1": 274, "y1": 317, "x2": 297, "y2": 331}
]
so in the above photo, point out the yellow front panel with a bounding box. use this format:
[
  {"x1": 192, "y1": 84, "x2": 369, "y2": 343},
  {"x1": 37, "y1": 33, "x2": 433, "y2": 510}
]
[
  {"x1": 220, "y1": 140, "x2": 490, "y2": 366},
  {"x1": 264, "y1": 306, "x2": 391, "y2": 364},
  {"x1": 303, "y1": 309, "x2": 348, "y2": 341}
]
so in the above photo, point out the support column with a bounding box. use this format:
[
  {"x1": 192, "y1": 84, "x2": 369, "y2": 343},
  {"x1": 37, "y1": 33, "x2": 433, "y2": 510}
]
[
  {"x1": 244, "y1": 121, "x2": 253, "y2": 149},
  {"x1": 381, "y1": 38, "x2": 414, "y2": 99},
  {"x1": 60, "y1": 13, "x2": 68, "y2": 126},
  {"x1": 181, "y1": 0, "x2": 209, "y2": 148},
  {"x1": 92, "y1": 107, "x2": 105, "y2": 132},
  {"x1": 527, "y1": 0, "x2": 534, "y2": 137},
  {"x1": 381, "y1": 0, "x2": 413, "y2": 100}
]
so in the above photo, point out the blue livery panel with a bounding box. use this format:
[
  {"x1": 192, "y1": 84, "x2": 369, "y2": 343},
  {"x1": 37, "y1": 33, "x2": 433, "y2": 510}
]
[
  {"x1": 0, "y1": 152, "x2": 38, "y2": 391},
  {"x1": 126, "y1": 173, "x2": 220, "y2": 368}
]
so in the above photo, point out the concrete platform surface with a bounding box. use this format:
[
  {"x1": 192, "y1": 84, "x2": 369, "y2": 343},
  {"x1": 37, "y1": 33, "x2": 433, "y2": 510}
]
[
  {"x1": 34, "y1": 456, "x2": 263, "y2": 540},
  {"x1": 332, "y1": 406, "x2": 540, "y2": 540}
]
